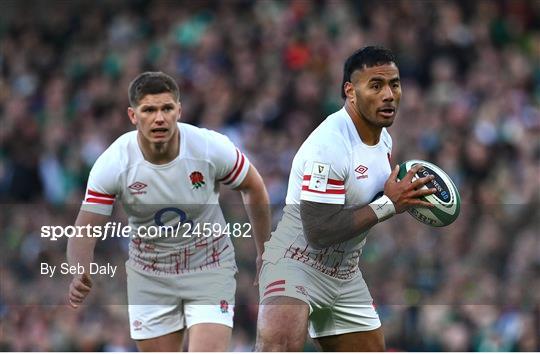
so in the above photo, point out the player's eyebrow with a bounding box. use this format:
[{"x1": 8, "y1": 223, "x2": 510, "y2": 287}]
[
  {"x1": 368, "y1": 77, "x2": 385, "y2": 83},
  {"x1": 368, "y1": 76, "x2": 400, "y2": 83},
  {"x1": 140, "y1": 102, "x2": 175, "y2": 109}
]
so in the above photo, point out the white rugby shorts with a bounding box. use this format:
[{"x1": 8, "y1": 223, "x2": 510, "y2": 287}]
[
  {"x1": 126, "y1": 262, "x2": 236, "y2": 340},
  {"x1": 259, "y1": 257, "x2": 381, "y2": 338}
]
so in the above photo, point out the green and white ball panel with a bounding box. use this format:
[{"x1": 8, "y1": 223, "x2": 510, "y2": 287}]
[{"x1": 398, "y1": 160, "x2": 461, "y2": 227}]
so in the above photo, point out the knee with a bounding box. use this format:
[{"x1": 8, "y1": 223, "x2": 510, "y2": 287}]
[{"x1": 255, "y1": 328, "x2": 305, "y2": 351}]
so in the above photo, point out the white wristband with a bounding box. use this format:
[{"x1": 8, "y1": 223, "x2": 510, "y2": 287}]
[{"x1": 369, "y1": 195, "x2": 396, "y2": 222}]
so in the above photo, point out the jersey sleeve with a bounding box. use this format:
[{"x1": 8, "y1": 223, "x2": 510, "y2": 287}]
[
  {"x1": 299, "y1": 137, "x2": 349, "y2": 205},
  {"x1": 207, "y1": 130, "x2": 250, "y2": 189},
  {"x1": 80, "y1": 149, "x2": 120, "y2": 216}
]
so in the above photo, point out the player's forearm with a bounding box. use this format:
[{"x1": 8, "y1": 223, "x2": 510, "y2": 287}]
[
  {"x1": 241, "y1": 188, "x2": 271, "y2": 255},
  {"x1": 67, "y1": 236, "x2": 98, "y2": 273},
  {"x1": 66, "y1": 210, "x2": 107, "y2": 274},
  {"x1": 300, "y1": 200, "x2": 380, "y2": 249}
]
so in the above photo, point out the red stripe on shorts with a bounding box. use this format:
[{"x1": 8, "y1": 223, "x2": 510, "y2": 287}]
[
  {"x1": 265, "y1": 280, "x2": 285, "y2": 289},
  {"x1": 263, "y1": 287, "x2": 285, "y2": 297}
]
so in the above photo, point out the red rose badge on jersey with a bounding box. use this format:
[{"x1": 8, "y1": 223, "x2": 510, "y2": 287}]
[{"x1": 190, "y1": 171, "x2": 206, "y2": 189}]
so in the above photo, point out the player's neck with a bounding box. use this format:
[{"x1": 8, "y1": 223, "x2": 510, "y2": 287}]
[
  {"x1": 344, "y1": 103, "x2": 381, "y2": 146},
  {"x1": 137, "y1": 129, "x2": 180, "y2": 165}
]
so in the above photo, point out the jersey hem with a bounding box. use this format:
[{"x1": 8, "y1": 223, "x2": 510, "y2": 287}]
[{"x1": 126, "y1": 258, "x2": 237, "y2": 277}]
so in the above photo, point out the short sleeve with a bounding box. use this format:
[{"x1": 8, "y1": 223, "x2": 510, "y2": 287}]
[
  {"x1": 207, "y1": 130, "x2": 250, "y2": 189},
  {"x1": 80, "y1": 150, "x2": 119, "y2": 216},
  {"x1": 300, "y1": 137, "x2": 349, "y2": 205}
]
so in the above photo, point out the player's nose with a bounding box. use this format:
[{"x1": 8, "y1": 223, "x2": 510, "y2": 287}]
[
  {"x1": 382, "y1": 85, "x2": 394, "y2": 102},
  {"x1": 154, "y1": 111, "x2": 165, "y2": 123}
]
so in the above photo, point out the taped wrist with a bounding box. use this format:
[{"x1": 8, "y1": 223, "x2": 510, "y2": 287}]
[{"x1": 368, "y1": 195, "x2": 396, "y2": 222}]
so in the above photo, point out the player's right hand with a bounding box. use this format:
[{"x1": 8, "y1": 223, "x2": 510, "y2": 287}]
[
  {"x1": 68, "y1": 273, "x2": 92, "y2": 309},
  {"x1": 384, "y1": 164, "x2": 437, "y2": 214}
]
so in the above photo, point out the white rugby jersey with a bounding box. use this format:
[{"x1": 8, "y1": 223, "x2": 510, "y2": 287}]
[
  {"x1": 81, "y1": 122, "x2": 250, "y2": 275},
  {"x1": 265, "y1": 107, "x2": 392, "y2": 279}
]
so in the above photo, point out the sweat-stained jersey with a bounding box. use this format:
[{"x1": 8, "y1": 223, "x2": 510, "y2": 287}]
[
  {"x1": 81, "y1": 122, "x2": 250, "y2": 275},
  {"x1": 264, "y1": 107, "x2": 392, "y2": 279}
]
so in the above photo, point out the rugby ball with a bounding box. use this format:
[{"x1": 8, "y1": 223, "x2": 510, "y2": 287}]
[{"x1": 398, "y1": 160, "x2": 460, "y2": 227}]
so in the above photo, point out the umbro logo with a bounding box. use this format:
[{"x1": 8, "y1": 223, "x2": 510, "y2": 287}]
[
  {"x1": 133, "y1": 320, "x2": 143, "y2": 331},
  {"x1": 355, "y1": 165, "x2": 369, "y2": 179},
  {"x1": 295, "y1": 285, "x2": 308, "y2": 297},
  {"x1": 129, "y1": 181, "x2": 147, "y2": 195}
]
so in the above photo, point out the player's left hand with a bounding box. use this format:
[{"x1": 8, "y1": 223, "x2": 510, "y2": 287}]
[
  {"x1": 68, "y1": 272, "x2": 93, "y2": 309},
  {"x1": 253, "y1": 255, "x2": 263, "y2": 286}
]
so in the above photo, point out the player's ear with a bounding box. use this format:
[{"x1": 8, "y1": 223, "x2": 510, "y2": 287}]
[
  {"x1": 127, "y1": 107, "x2": 137, "y2": 125},
  {"x1": 177, "y1": 101, "x2": 182, "y2": 121},
  {"x1": 344, "y1": 81, "x2": 355, "y2": 101}
]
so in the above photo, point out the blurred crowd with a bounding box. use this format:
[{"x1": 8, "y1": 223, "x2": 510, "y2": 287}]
[{"x1": 1, "y1": 0, "x2": 539, "y2": 351}]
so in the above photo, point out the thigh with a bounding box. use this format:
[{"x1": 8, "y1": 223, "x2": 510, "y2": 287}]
[
  {"x1": 135, "y1": 329, "x2": 184, "y2": 352},
  {"x1": 256, "y1": 260, "x2": 311, "y2": 351},
  {"x1": 187, "y1": 323, "x2": 232, "y2": 351},
  {"x1": 315, "y1": 327, "x2": 385, "y2": 352},
  {"x1": 256, "y1": 296, "x2": 310, "y2": 352}
]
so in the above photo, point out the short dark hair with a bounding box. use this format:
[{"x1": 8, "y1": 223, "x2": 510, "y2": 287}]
[
  {"x1": 128, "y1": 71, "x2": 180, "y2": 106},
  {"x1": 341, "y1": 46, "x2": 397, "y2": 99}
]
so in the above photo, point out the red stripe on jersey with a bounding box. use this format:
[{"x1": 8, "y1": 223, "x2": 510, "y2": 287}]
[
  {"x1": 263, "y1": 288, "x2": 285, "y2": 297},
  {"x1": 219, "y1": 149, "x2": 240, "y2": 182},
  {"x1": 224, "y1": 153, "x2": 245, "y2": 185},
  {"x1": 303, "y1": 175, "x2": 344, "y2": 186},
  {"x1": 86, "y1": 197, "x2": 114, "y2": 205},
  {"x1": 87, "y1": 190, "x2": 115, "y2": 199},
  {"x1": 301, "y1": 186, "x2": 345, "y2": 194},
  {"x1": 265, "y1": 280, "x2": 285, "y2": 289}
]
